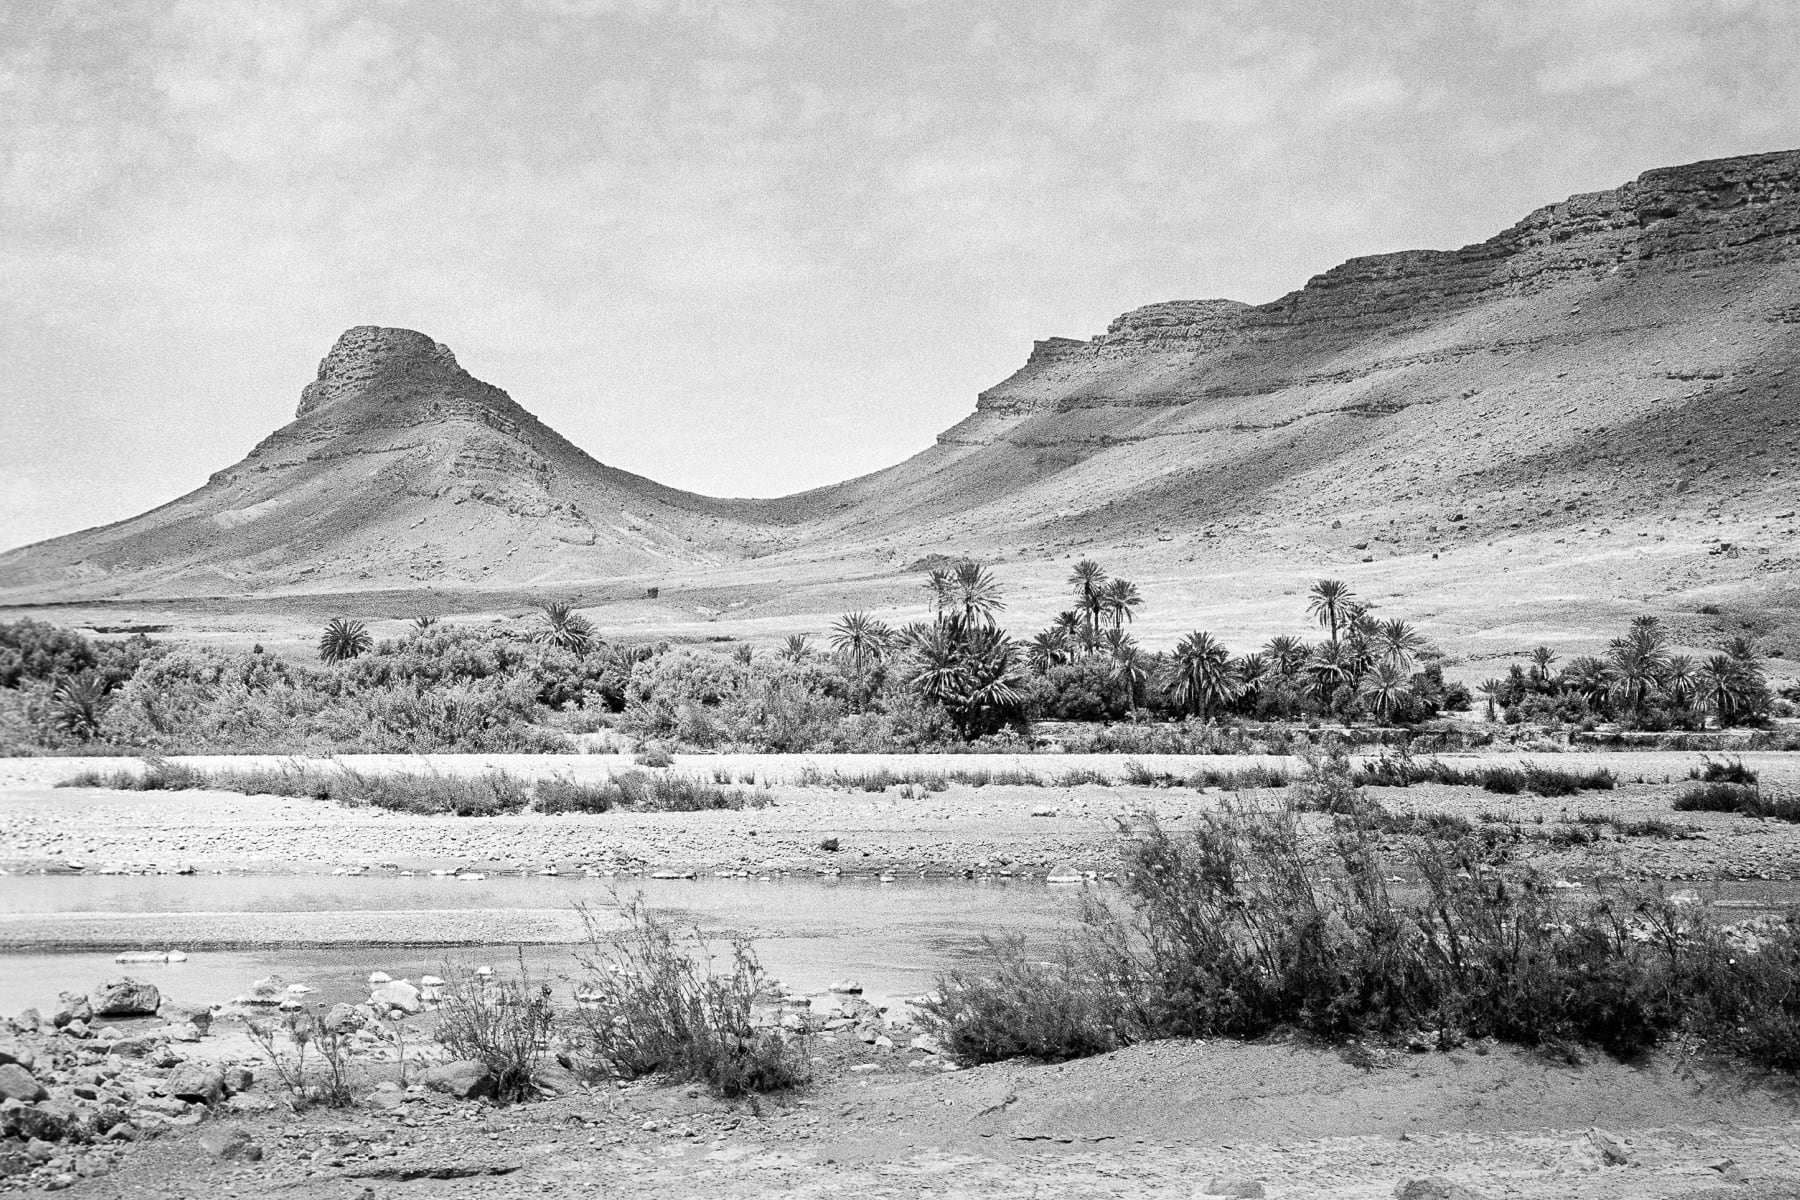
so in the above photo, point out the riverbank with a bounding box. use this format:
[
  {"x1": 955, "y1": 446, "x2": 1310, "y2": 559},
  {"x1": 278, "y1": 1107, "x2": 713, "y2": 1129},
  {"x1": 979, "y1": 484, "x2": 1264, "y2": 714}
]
[{"x1": 7, "y1": 750, "x2": 1800, "y2": 884}]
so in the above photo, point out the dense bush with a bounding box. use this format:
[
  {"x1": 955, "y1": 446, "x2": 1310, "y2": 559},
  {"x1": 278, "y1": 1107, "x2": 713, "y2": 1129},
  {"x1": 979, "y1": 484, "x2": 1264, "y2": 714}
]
[{"x1": 926, "y1": 763, "x2": 1800, "y2": 1069}]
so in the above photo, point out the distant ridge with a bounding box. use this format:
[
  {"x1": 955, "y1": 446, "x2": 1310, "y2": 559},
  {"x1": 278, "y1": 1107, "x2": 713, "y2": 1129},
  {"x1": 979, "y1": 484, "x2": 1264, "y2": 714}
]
[{"x1": 4, "y1": 148, "x2": 1798, "y2": 604}]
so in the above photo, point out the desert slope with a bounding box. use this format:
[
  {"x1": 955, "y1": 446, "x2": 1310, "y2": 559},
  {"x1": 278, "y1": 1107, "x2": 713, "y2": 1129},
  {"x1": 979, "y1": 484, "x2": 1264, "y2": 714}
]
[{"x1": 2, "y1": 149, "x2": 1797, "y2": 617}]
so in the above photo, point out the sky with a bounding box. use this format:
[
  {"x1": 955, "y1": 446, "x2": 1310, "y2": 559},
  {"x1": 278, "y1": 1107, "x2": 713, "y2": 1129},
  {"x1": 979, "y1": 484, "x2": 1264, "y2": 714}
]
[{"x1": 3, "y1": 0, "x2": 1797, "y2": 552}]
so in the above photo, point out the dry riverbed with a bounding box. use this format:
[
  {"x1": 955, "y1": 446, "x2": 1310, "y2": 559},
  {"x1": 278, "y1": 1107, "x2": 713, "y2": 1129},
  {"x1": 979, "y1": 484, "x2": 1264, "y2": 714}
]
[{"x1": 4, "y1": 752, "x2": 1800, "y2": 888}]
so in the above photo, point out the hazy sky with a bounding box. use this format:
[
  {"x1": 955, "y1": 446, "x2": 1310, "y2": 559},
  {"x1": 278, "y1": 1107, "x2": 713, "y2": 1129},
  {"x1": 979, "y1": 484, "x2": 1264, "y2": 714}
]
[{"x1": 3, "y1": 0, "x2": 1796, "y2": 552}]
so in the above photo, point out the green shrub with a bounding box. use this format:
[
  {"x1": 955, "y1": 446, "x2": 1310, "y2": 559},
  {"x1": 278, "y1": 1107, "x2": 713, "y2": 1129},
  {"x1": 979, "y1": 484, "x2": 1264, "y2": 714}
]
[{"x1": 569, "y1": 896, "x2": 809, "y2": 1097}]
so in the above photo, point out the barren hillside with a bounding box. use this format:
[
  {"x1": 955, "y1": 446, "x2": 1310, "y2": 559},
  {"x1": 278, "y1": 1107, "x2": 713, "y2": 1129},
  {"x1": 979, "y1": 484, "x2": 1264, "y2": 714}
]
[{"x1": 2, "y1": 148, "x2": 1797, "y2": 649}]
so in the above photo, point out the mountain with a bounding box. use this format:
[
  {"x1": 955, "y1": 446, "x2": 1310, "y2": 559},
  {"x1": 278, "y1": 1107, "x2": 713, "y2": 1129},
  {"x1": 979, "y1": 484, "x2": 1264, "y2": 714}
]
[{"x1": 3, "y1": 148, "x2": 1799, "y2": 628}]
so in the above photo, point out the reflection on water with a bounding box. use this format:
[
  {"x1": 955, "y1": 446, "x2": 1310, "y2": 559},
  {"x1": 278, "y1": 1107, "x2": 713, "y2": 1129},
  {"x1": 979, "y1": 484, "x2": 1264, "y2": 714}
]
[{"x1": 0, "y1": 873, "x2": 1090, "y2": 1014}]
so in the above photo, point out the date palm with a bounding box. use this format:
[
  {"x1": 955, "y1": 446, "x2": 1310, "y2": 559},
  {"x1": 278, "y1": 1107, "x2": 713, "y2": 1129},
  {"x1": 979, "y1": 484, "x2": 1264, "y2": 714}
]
[
  {"x1": 923, "y1": 568, "x2": 955, "y2": 614},
  {"x1": 1068, "y1": 560, "x2": 1109, "y2": 651},
  {"x1": 1103, "y1": 630, "x2": 1147, "y2": 719},
  {"x1": 1358, "y1": 660, "x2": 1413, "y2": 723},
  {"x1": 1306, "y1": 579, "x2": 1355, "y2": 646},
  {"x1": 1101, "y1": 578, "x2": 1142, "y2": 632},
  {"x1": 50, "y1": 673, "x2": 111, "y2": 740},
  {"x1": 1028, "y1": 628, "x2": 1073, "y2": 675},
  {"x1": 533, "y1": 601, "x2": 598, "y2": 654},
  {"x1": 1263, "y1": 635, "x2": 1309, "y2": 679},
  {"x1": 1663, "y1": 653, "x2": 1698, "y2": 709},
  {"x1": 1310, "y1": 641, "x2": 1356, "y2": 709},
  {"x1": 319, "y1": 617, "x2": 373, "y2": 663},
  {"x1": 951, "y1": 560, "x2": 1005, "y2": 627},
  {"x1": 1171, "y1": 630, "x2": 1238, "y2": 720},
  {"x1": 1561, "y1": 656, "x2": 1614, "y2": 709},
  {"x1": 778, "y1": 633, "x2": 814, "y2": 662},
  {"x1": 831, "y1": 612, "x2": 894, "y2": 710},
  {"x1": 1697, "y1": 654, "x2": 1755, "y2": 728},
  {"x1": 1528, "y1": 645, "x2": 1557, "y2": 683},
  {"x1": 1476, "y1": 678, "x2": 1505, "y2": 722},
  {"x1": 1374, "y1": 618, "x2": 1426, "y2": 673},
  {"x1": 1606, "y1": 623, "x2": 1670, "y2": 721}
]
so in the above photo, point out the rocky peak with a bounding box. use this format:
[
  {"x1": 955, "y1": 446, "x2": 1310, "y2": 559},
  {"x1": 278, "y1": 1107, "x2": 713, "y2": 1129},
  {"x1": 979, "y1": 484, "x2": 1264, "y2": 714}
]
[{"x1": 295, "y1": 326, "x2": 464, "y2": 418}]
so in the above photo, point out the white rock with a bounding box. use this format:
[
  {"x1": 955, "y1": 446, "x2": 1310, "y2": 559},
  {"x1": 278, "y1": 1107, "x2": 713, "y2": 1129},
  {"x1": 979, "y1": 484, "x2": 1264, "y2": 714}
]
[{"x1": 367, "y1": 972, "x2": 392, "y2": 986}]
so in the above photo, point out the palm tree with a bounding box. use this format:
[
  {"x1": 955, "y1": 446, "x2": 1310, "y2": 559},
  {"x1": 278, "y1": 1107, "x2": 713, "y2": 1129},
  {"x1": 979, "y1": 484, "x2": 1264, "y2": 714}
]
[
  {"x1": 1263, "y1": 635, "x2": 1310, "y2": 680},
  {"x1": 1170, "y1": 631, "x2": 1238, "y2": 720},
  {"x1": 319, "y1": 617, "x2": 373, "y2": 663},
  {"x1": 1306, "y1": 579, "x2": 1354, "y2": 646},
  {"x1": 831, "y1": 612, "x2": 894, "y2": 710},
  {"x1": 923, "y1": 568, "x2": 955, "y2": 614},
  {"x1": 1663, "y1": 653, "x2": 1698, "y2": 711},
  {"x1": 1101, "y1": 578, "x2": 1142, "y2": 632},
  {"x1": 1374, "y1": 619, "x2": 1426, "y2": 673},
  {"x1": 1606, "y1": 622, "x2": 1670, "y2": 721},
  {"x1": 779, "y1": 633, "x2": 814, "y2": 662},
  {"x1": 411, "y1": 615, "x2": 440, "y2": 635},
  {"x1": 1235, "y1": 652, "x2": 1269, "y2": 709},
  {"x1": 1476, "y1": 678, "x2": 1505, "y2": 722},
  {"x1": 951, "y1": 560, "x2": 1005, "y2": 627},
  {"x1": 1068, "y1": 560, "x2": 1109, "y2": 651},
  {"x1": 533, "y1": 601, "x2": 598, "y2": 654},
  {"x1": 1028, "y1": 628, "x2": 1072, "y2": 676},
  {"x1": 1528, "y1": 645, "x2": 1557, "y2": 683},
  {"x1": 1723, "y1": 635, "x2": 1761, "y2": 666},
  {"x1": 1106, "y1": 634, "x2": 1149, "y2": 720},
  {"x1": 50, "y1": 673, "x2": 111, "y2": 740},
  {"x1": 1311, "y1": 641, "x2": 1357, "y2": 711},
  {"x1": 1358, "y1": 660, "x2": 1413, "y2": 723},
  {"x1": 1697, "y1": 654, "x2": 1755, "y2": 728},
  {"x1": 1052, "y1": 610, "x2": 1084, "y2": 644},
  {"x1": 1561, "y1": 656, "x2": 1614, "y2": 710}
]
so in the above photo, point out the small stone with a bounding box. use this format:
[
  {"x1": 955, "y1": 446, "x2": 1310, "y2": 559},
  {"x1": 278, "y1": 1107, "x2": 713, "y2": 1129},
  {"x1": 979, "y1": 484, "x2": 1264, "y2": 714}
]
[
  {"x1": 1585, "y1": 1127, "x2": 1631, "y2": 1166},
  {"x1": 222, "y1": 1066, "x2": 254, "y2": 1095},
  {"x1": 1201, "y1": 1180, "x2": 1265, "y2": 1198},
  {"x1": 1395, "y1": 1179, "x2": 1489, "y2": 1200},
  {"x1": 0, "y1": 1064, "x2": 47, "y2": 1103},
  {"x1": 198, "y1": 1124, "x2": 255, "y2": 1161},
  {"x1": 828, "y1": 980, "x2": 863, "y2": 995},
  {"x1": 325, "y1": 1003, "x2": 367, "y2": 1033}
]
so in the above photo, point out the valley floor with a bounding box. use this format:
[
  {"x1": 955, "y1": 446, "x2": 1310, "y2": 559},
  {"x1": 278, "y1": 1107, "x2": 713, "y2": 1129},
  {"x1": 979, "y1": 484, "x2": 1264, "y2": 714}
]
[
  {"x1": 51, "y1": 1036, "x2": 1800, "y2": 1198},
  {"x1": 4, "y1": 751, "x2": 1800, "y2": 893}
]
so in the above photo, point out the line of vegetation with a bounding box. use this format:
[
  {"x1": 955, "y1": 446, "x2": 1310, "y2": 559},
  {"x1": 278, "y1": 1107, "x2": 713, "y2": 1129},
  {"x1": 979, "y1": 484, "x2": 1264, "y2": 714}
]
[
  {"x1": 59, "y1": 760, "x2": 762, "y2": 815},
  {"x1": 923, "y1": 756, "x2": 1800, "y2": 1072},
  {"x1": 1353, "y1": 749, "x2": 1616, "y2": 796},
  {"x1": 4, "y1": 565, "x2": 1788, "y2": 757}
]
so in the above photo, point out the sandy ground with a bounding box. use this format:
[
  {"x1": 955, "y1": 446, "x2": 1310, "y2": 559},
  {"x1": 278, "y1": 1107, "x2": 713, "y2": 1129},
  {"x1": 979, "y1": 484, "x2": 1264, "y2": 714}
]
[{"x1": 52, "y1": 1036, "x2": 1800, "y2": 1199}]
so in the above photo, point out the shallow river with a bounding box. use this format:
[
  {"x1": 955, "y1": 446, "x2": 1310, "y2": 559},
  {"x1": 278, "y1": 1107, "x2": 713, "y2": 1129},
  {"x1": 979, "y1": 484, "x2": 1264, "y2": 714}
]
[{"x1": 0, "y1": 873, "x2": 1089, "y2": 1014}]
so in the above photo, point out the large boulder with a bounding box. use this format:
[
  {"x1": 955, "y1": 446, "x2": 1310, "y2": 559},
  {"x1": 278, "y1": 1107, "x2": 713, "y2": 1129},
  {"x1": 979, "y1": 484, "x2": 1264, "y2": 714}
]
[
  {"x1": 53, "y1": 993, "x2": 92, "y2": 1027},
  {"x1": 163, "y1": 1064, "x2": 225, "y2": 1107},
  {"x1": 324, "y1": 1003, "x2": 366, "y2": 1033},
  {"x1": 0, "y1": 1064, "x2": 47, "y2": 1103},
  {"x1": 370, "y1": 980, "x2": 422, "y2": 1015},
  {"x1": 0, "y1": 1043, "x2": 35, "y2": 1072},
  {"x1": 423, "y1": 1060, "x2": 493, "y2": 1100},
  {"x1": 90, "y1": 979, "x2": 160, "y2": 1018},
  {"x1": 1395, "y1": 1180, "x2": 1489, "y2": 1200}
]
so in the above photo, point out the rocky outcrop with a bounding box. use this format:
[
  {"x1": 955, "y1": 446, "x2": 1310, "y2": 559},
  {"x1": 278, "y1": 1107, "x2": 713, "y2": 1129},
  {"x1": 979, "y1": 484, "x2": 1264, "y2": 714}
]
[
  {"x1": 975, "y1": 148, "x2": 1800, "y2": 418},
  {"x1": 296, "y1": 326, "x2": 462, "y2": 418}
]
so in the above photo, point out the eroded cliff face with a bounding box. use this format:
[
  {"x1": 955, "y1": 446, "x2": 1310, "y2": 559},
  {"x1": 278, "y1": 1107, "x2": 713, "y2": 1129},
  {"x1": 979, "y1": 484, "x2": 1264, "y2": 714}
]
[{"x1": 975, "y1": 150, "x2": 1800, "y2": 420}]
